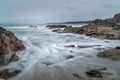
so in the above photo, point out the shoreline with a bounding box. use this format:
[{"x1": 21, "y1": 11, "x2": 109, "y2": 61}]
[{"x1": 0, "y1": 13, "x2": 120, "y2": 80}]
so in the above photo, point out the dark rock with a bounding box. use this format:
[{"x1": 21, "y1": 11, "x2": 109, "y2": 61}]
[
  {"x1": 52, "y1": 29, "x2": 63, "y2": 33},
  {"x1": 0, "y1": 69, "x2": 21, "y2": 79},
  {"x1": 0, "y1": 27, "x2": 25, "y2": 66},
  {"x1": 41, "y1": 61, "x2": 54, "y2": 65},
  {"x1": 64, "y1": 45, "x2": 75, "y2": 48},
  {"x1": 29, "y1": 25, "x2": 37, "y2": 28},
  {"x1": 86, "y1": 70, "x2": 103, "y2": 78},
  {"x1": 46, "y1": 25, "x2": 68, "y2": 29},
  {"x1": 115, "y1": 46, "x2": 120, "y2": 49},
  {"x1": 77, "y1": 45, "x2": 93, "y2": 48},
  {"x1": 65, "y1": 55, "x2": 74, "y2": 59}
]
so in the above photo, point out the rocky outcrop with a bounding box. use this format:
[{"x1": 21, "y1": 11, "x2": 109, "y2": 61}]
[
  {"x1": 0, "y1": 27, "x2": 25, "y2": 66},
  {"x1": 63, "y1": 25, "x2": 120, "y2": 39},
  {"x1": 97, "y1": 47, "x2": 120, "y2": 61},
  {"x1": 46, "y1": 25, "x2": 68, "y2": 29}
]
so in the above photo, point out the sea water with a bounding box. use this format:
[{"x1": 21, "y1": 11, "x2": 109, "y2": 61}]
[{"x1": 1, "y1": 24, "x2": 120, "y2": 80}]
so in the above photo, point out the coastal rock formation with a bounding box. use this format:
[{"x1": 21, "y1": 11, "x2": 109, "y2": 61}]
[
  {"x1": 47, "y1": 13, "x2": 120, "y2": 40},
  {"x1": 63, "y1": 25, "x2": 120, "y2": 39},
  {"x1": 46, "y1": 25, "x2": 68, "y2": 29},
  {"x1": 97, "y1": 47, "x2": 120, "y2": 61},
  {"x1": 0, "y1": 27, "x2": 25, "y2": 66}
]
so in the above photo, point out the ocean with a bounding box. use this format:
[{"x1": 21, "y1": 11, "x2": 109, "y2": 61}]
[{"x1": 1, "y1": 24, "x2": 120, "y2": 80}]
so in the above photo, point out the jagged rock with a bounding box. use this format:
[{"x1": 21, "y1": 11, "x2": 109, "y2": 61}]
[{"x1": 0, "y1": 27, "x2": 25, "y2": 66}]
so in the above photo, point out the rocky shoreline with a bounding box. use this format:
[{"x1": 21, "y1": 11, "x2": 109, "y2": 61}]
[
  {"x1": 47, "y1": 13, "x2": 120, "y2": 62},
  {"x1": 0, "y1": 27, "x2": 25, "y2": 79},
  {"x1": 47, "y1": 13, "x2": 120, "y2": 40}
]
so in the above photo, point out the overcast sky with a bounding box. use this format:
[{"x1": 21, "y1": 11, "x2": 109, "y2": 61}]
[{"x1": 0, "y1": 0, "x2": 120, "y2": 24}]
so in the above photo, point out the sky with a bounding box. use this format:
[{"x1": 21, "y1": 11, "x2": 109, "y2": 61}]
[{"x1": 0, "y1": 0, "x2": 120, "y2": 24}]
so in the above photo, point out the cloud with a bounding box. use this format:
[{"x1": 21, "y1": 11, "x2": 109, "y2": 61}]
[{"x1": 0, "y1": 0, "x2": 120, "y2": 23}]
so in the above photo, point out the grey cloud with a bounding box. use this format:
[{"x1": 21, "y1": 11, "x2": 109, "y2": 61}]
[{"x1": 0, "y1": 0, "x2": 120, "y2": 23}]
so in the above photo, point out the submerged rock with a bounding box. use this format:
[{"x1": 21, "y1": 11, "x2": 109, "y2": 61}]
[
  {"x1": 0, "y1": 27, "x2": 25, "y2": 66},
  {"x1": 97, "y1": 47, "x2": 120, "y2": 61}
]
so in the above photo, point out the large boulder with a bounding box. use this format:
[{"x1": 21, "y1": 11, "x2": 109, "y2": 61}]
[{"x1": 0, "y1": 27, "x2": 25, "y2": 66}]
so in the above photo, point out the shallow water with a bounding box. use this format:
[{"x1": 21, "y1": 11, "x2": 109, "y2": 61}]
[{"x1": 2, "y1": 24, "x2": 120, "y2": 80}]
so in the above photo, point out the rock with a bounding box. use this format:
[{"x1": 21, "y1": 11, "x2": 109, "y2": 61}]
[
  {"x1": 46, "y1": 25, "x2": 68, "y2": 29},
  {"x1": 115, "y1": 46, "x2": 120, "y2": 49},
  {"x1": 97, "y1": 48, "x2": 120, "y2": 61},
  {"x1": 86, "y1": 70, "x2": 103, "y2": 78},
  {"x1": 52, "y1": 29, "x2": 63, "y2": 33},
  {"x1": 77, "y1": 45, "x2": 93, "y2": 48},
  {"x1": 0, "y1": 27, "x2": 25, "y2": 66},
  {"x1": 63, "y1": 25, "x2": 120, "y2": 40},
  {"x1": 47, "y1": 14, "x2": 120, "y2": 40},
  {"x1": 0, "y1": 69, "x2": 21, "y2": 79},
  {"x1": 88, "y1": 66, "x2": 107, "y2": 71},
  {"x1": 65, "y1": 55, "x2": 74, "y2": 59},
  {"x1": 41, "y1": 61, "x2": 54, "y2": 65},
  {"x1": 72, "y1": 73, "x2": 84, "y2": 79},
  {"x1": 92, "y1": 19, "x2": 114, "y2": 26},
  {"x1": 113, "y1": 13, "x2": 120, "y2": 23},
  {"x1": 63, "y1": 27, "x2": 83, "y2": 34},
  {"x1": 64, "y1": 45, "x2": 75, "y2": 48},
  {"x1": 29, "y1": 25, "x2": 37, "y2": 28}
]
